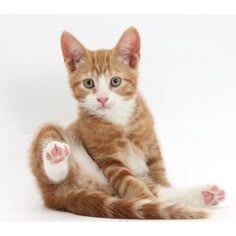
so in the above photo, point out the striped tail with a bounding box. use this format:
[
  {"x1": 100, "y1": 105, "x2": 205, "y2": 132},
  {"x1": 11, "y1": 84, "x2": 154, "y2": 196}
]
[{"x1": 47, "y1": 190, "x2": 208, "y2": 219}]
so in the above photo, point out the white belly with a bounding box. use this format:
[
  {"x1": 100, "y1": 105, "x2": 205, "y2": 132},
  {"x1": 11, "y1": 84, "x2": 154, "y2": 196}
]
[
  {"x1": 70, "y1": 142, "x2": 108, "y2": 185},
  {"x1": 126, "y1": 142, "x2": 148, "y2": 177}
]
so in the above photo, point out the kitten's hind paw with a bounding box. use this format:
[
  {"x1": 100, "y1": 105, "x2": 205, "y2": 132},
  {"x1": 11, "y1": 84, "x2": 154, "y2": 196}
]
[
  {"x1": 202, "y1": 185, "x2": 225, "y2": 207},
  {"x1": 44, "y1": 141, "x2": 70, "y2": 164},
  {"x1": 42, "y1": 141, "x2": 70, "y2": 183}
]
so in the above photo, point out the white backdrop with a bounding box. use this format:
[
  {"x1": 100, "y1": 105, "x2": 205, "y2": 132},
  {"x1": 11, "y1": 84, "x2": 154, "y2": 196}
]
[{"x1": 0, "y1": 15, "x2": 235, "y2": 221}]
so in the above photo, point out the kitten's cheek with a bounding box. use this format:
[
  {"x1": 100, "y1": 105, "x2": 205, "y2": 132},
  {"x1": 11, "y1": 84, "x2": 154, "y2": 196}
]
[
  {"x1": 110, "y1": 102, "x2": 116, "y2": 108},
  {"x1": 79, "y1": 98, "x2": 85, "y2": 103}
]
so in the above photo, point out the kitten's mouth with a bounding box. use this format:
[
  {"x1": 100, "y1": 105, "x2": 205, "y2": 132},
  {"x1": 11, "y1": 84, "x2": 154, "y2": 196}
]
[{"x1": 96, "y1": 105, "x2": 111, "y2": 110}]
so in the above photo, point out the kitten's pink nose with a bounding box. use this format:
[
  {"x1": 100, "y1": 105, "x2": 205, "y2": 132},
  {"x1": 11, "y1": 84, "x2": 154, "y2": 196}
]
[{"x1": 97, "y1": 97, "x2": 109, "y2": 106}]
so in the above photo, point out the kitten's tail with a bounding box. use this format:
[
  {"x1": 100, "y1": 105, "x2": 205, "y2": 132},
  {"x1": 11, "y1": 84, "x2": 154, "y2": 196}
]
[{"x1": 48, "y1": 190, "x2": 208, "y2": 219}]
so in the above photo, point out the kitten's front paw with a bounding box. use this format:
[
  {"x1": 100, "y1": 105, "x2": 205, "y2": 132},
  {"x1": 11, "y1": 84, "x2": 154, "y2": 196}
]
[
  {"x1": 202, "y1": 185, "x2": 225, "y2": 207},
  {"x1": 44, "y1": 141, "x2": 70, "y2": 164}
]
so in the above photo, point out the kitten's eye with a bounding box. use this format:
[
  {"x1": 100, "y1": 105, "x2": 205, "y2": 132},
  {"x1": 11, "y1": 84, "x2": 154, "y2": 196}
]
[
  {"x1": 110, "y1": 77, "x2": 122, "y2": 87},
  {"x1": 83, "y1": 79, "x2": 94, "y2": 89}
]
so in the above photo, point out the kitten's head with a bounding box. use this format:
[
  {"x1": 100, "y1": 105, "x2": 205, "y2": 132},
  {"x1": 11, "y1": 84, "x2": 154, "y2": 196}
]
[{"x1": 61, "y1": 27, "x2": 140, "y2": 120}]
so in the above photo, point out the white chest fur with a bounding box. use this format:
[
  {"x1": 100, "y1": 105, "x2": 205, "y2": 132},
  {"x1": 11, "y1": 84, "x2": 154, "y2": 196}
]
[
  {"x1": 103, "y1": 96, "x2": 137, "y2": 126},
  {"x1": 126, "y1": 142, "x2": 148, "y2": 177}
]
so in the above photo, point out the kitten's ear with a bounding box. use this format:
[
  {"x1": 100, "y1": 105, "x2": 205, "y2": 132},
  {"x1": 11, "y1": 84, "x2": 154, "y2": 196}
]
[
  {"x1": 114, "y1": 27, "x2": 140, "y2": 68},
  {"x1": 61, "y1": 31, "x2": 86, "y2": 72}
]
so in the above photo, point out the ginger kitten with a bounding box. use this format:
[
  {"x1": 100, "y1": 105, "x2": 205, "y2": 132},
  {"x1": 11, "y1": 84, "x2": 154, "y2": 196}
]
[{"x1": 29, "y1": 27, "x2": 225, "y2": 219}]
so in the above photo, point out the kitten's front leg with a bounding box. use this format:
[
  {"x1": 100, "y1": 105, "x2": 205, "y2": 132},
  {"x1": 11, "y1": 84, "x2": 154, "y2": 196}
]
[
  {"x1": 42, "y1": 141, "x2": 70, "y2": 183},
  {"x1": 97, "y1": 156, "x2": 156, "y2": 200},
  {"x1": 146, "y1": 136, "x2": 171, "y2": 187}
]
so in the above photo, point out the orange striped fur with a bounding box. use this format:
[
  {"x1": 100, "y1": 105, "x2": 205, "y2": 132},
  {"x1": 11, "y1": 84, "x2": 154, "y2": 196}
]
[{"x1": 29, "y1": 27, "x2": 208, "y2": 219}]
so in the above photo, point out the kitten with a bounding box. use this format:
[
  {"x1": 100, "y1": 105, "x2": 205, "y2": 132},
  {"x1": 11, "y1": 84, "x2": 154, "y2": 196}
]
[{"x1": 29, "y1": 27, "x2": 225, "y2": 219}]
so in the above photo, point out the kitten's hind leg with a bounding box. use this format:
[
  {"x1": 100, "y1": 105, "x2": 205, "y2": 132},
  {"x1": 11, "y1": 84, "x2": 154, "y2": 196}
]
[
  {"x1": 30, "y1": 124, "x2": 73, "y2": 184},
  {"x1": 157, "y1": 184, "x2": 225, "y2": 208},
  {"x1": 42, "y1": 141, "x2": 70, "y2": 183}
]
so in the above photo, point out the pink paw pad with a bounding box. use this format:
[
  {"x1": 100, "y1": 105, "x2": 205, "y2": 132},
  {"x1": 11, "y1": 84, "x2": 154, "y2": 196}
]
[
  {"x1": 211, "y1": 185, "x2": 219, "y2": 192},
  {"x1": 201, "y1": 185, "x2": 225, "y2": 207},
  {"x1": 51, "y1": 145, "x2": 62, "y2": 157},
  {"x1": 202, "y1": 191, "x2": 214, "y2": 204},
  {"x1": 212, "y1": 201, "x2": 219, "y2": 206},
  {"x1": 45, "y1": 142, "x2": 70, "y2": 164}
]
